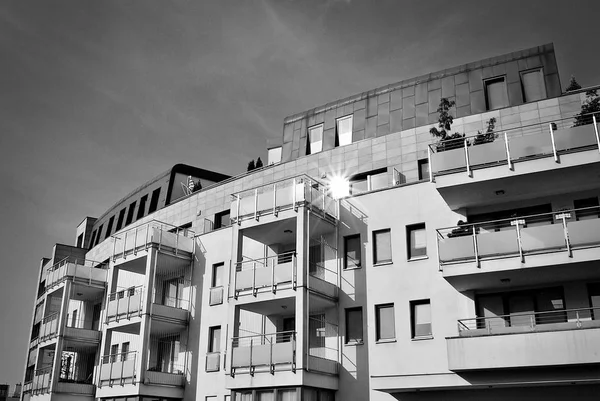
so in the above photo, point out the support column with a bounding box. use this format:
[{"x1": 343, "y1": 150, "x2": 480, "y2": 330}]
[
  {"x1": 50, "y1": 280, "x2": 72, "y2": 392},
  {"x1": 137, "y1": 249, "x2": 158, "y2": 383}
]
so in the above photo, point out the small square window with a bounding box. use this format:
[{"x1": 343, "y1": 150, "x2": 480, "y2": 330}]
[
  {"x1": 417, "y1": 159, "x2": 429, "y2": 181},
  {"x1": 375, "y1": 303, "x2": 395, "y2": 341},
  {"x1": 214, "y1": 210, "x2": 231, "y2": 229},
  {"x1": 336, "y1": 115, "x2": 353, "y2": 147},
  {"x1": 407, "y1": 223, "x2": 427, "y2": 259},
  {"x1": 308, "y1": 124, "x2": 324, "y2": 154},
  {"x1": 411, "y1": 300, "x2": 432, "y2": 339},
  {"x1": 344, "y1": 234, "x2": 361, "y2": 269},
  {"x1": 373, "y1": 229, "x2": 392, "y2": 264},
  {"x1": 345, "y1": 307, "x2": 363, "y2": 344},
  {"x1": 484, "y1": 77, "x2": 509, "y2": 110},
  {"x1": 521, "y1": 68, "x2": 547, "y2": 102}
]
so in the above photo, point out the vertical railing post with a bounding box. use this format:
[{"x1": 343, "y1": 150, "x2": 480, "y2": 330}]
[
  {"x1": 120, "y1": 351, "x2": 125, "y2": 386},
  {"x1": 112, "y1": 237, "x2": 117, "y2": 262},
  {"x1": 132, "y1": 352, "x2": 137, "y2": 384},
  {"x1": 292, "y1": 178, "x2": 298, "y2": 211},
  {"x1": 249, "y1": 338, "x2": 254, "y2": 376},
  {"x1": 292, "y1": 253, "x2": 297, "y2": 290},
  {"x1": 145, "y1": 224, "x2": 149, "y2": 251},
  {"x1": 273, "y1": 183, "x2": 277, "y2": 217},
  {"x1": 472, "y1": 225, "x2": 480, "y2": 268},
  {"x1": 158, "y1": 225, "x2": 163, "y2": 251},
  {"x1": 271, "y1": 258, "x2": 275, "y2": 294},
  {"x1": 576, "y1": 310, "x2": 582, "y2": 328},
  {"x1": 549, "y1": 123, "x2": 558, "y2": 162},
  {"x1": 427, "y1": 146, "x2": 434, "y2": 183},
  {"x1": 556, "y1": 212, "x2": 572, "y2": 257},
  {"x1": 504, "y1": 132, "x2": 513, "y2": 170},
  {"x1": 252, "y1": 262, "x2": 256, "y2": 297},
  {"x1": 175, "y1": 228, "x2": 179, "y2": 257},
  {"x1": 254, "y1": 188, "x2": 259, "y2": 221},
  {"x1": 464, "y1": 138, "x2": 472, "y2": 177},
  {"x1": 435, "y1": 232, "x2": 442, "y2": 272},
  {"x1": 236, "y1": 195, "x2": 241, "y2": 225},
  {"x1": 134, "y1": 228, "x2": 138, "y2": 255},
  {"x1": 108, "y1": 356, "x2": 114, "y2": 387},
  {"x1": 511, "y1": 219, "x2": 525, "y2": 263},
  {"x1": 593, "y1": 115, "x2": 600, "y2": 153},
  {"x1": 530, "y1": 314, "x2": 535, "y2": 331},
  {"x1": 115, "y1": 293, "x2": 120, "y2": 323},
  {"x1": 122, "y1": 232, "x2": 127, "y2": 259}
]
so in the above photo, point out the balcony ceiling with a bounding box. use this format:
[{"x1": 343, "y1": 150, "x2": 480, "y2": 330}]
[
  {"x1": 439, "y1": 162, "x2": 600, "y2": 210},
  {"x1": 243, "y1": 218, "x2": 296, "y2": 246},
  {"x1": 239, "y1": 297, "x2": 295, "y2": 316}
]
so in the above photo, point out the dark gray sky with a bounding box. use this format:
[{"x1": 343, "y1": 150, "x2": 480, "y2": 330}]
[{"x1": 1, "y1": 0, "x2": 599, "y2": 383}]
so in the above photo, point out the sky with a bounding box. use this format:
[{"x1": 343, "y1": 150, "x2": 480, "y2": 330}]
[{"x1": 1, "y1": 0, "x2": 599, "y2": 384}]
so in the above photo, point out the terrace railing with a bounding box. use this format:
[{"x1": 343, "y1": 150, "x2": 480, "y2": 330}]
[
  {"x1": 230, "y1": 175, "x2": 338, "y2": 224},
  {"x1": 233, "y1": 252, "x2": 297, "y2": 297},
  {"x1": 98, "y1": 351, "x2": 137, "y2": 387},
  {"x1": 45, "y1": 257, "x2": 107, "y2": 289},
  {"x1": 437, "y1": 206, "x2": 600, "y2": 269},
  {"x1": 105, "y1": 286, "x2": 144, "y2": 322},
  {"x1": 32, "y1": 367, "x2": 52, "y2": 394},
  {"x1": 457, "y1": 307, "x2": 600, "y2": 337},
  {"x1": 230, "y1": 331, "x2": 296, "y2": 376},
  {"x1": 428, "y1": 111, "x2": 600, "y2": 179},
  {"x1": 40, "y1": 312, "x2": 60, "y2": 341}
]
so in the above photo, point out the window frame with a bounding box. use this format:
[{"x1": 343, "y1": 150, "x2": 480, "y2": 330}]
[
  {"x1": 484, "y1": 76, "x2": 509, "y2": 111},
  {"x1": 372, "y1": 228, "x2": 392, "y2": 265},
  {"x1": 208, "y1": 326, "x2": 221, "y2": 353},
  {"x1": 344, "y1": 234, "x2": 362, "y2": 269},
  {"x1": 410, "y1": 299, "x2": 433, "y2": 340},
  {"x1": 105, "y1": 216, "x2": 115, "y2": 240},
  {"x1": 520, "y1": 68, "x2": 547, "y2": 103},
  {"x1": 211, "y1": 262, "x2": 224, "y2": 288},
  {"x1": 336, "y1": 115, "x2": 353, "y2": 147},
  {"x1": 115, "y1": 208, "x2": 126, "y2": 231},
  {"x1": 125, "y1": 201, "x2": 136, "y2": 226},
  {"x1": 214, "y1": 209, "x2": 231, "y2": 229},
  {"x1": 375, "y1": 303, "x2": 396, "y2": 342},
  {"x1": 307, "y1": 123, "x2": 324, "y2": 155},
  {"x1": 137, "y1": 195, "x2": 148, "y2": 220},
  {"x1": 148, "y1": 188, "x2": 161, "y2": 214},
  {"x1": 345, "y1": 307, "x2": 364, "y2": 344},
  {"x1": 406, "y1": 223, "x2": 427, "y2": 260},
  {"x1": 417, "y1": 159, "x2": 430, "y2": 181}
]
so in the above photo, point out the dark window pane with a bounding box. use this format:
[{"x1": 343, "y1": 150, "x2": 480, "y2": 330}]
[
  {"x1": 345, "y1": 308, "x2": 363, "y2": 343},
  {"x1": 344, "y1": 234, "x2": 361, "y2": 269},
  {"x1": 373, "y1": 229, "x2": 392, "y2": 264},
  {"x1": 376, "y1": 304, "x2": 395, "y2": 340}
]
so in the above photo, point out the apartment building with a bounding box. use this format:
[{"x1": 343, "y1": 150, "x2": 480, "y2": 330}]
[{"x1": 20, "y1": 43, "x2": 600, "y2": 401}]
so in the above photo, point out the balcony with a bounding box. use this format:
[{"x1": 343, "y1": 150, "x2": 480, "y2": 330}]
[
  {"x1": 111, "y1": 220, "x2": 195, "y2": 261},
  {"x1": 230, "y1": 331, "x2": 296, "y2": 376},
  {"x1": 45, "y1": 258, "x2": 107, "y2": 290},
  {"x1": 98, "y1": 351, "x2": 137, "y2": 387},
  {"x1": 105, "y1": 286, "x2": 144, "y2": 323},
  {"x1": 447, "y1": 307, "x2": 600, "y2": 371},
  {"x1": 234, "y1": 252, "x2": 297, "y2": 297},
  {"x1": 230, "y1": 175, "x2": 338, "y2": 224},
  {"x1": 32, "y1": 367, "x2": 52, "y2": 395},
  {"x1": 64, "y1": 318, "x2": 101, "y2": 343},
  {"x1": 39, "y1": 312, "x2": 59, "y2": 342},
  {"x1": 429, "y1": 113, "x2": 600, "y2": 209},
  {"x1": 437, "y1": 206, "x2": 600, "y2": 288}
]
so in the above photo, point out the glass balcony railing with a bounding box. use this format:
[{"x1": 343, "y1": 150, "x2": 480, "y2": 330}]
[
  {"x1": 429, "y1": 111, "x2": 600, "y2": 178},
  {"x1": 39, "y1": 312, "x2": 60, "y2": 341},
  {"x1": 98, "y1": 351, "x2": 137, "y2": 387},
  {"x1": 45, "y1": 258, "x2": 107, "y2": 289},
  {"x1": 457, "y1": 306, "x2": 600, "y2": 337},
  {"x1": 105, "y1": 286, "x2": 144, "y2": 322},
  {"x1": 230, "y1": 175, "x2": 338, "y2": 224},
  {"x1": 230, "y1": 331, "x2": 296, "y2": 376},
  {"x1": 437, "y1": 206, "x2": 600, "y2": 268},
  {"x1": 32, "y1": 367, "x2": 52, "y2": 395},
  {"x1": 111, "y1": 220, "x2": 195, "y2": 261},
  {"x1": 234, "y1": 252, "x2": 297, "y2": 297}
]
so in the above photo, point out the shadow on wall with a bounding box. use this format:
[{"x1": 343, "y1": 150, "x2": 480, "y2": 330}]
[{"x1": 337, "y1": 199, "x2": 370, "y2": 401}]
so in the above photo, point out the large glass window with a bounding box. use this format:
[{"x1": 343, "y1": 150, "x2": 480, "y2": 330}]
[
  {"x1": 308, "y1": 124, "x2": 323, "y2": 154},
  {"x1": 521, "y1": 69, "x2": 547, "y2": 102},
  {"x1": 407, "y1": 223, "x2": 427, "y2": 259},
  {"x1": 345, "y1": 307, "x2": 363, "y2": 344},
  {"x1": 485, "y1": 77, "x2": 509, "y2": 110},
  {"x1": 411, "y1": 300, "x2": 432, "y2": 338},
  {"x1": 336, "y1": 115, "x2": 353, "y2": 147},
  {"x1": 105, "y1": 216, "x2": 115, "y2": 239},
  {"x1": 375, "y1": 304, "x2": 395, "y2": 341},
  {"x1": 116, "y1": 208, "x2": 126, "y2": 231},
  {"x1": 344, "y1": 234, "x2": 361, "y2": 269},
  {"x1": 373, "y1": 229, "x2": 392, "y2": 264},
  {"x1": 137, "y1": 195, "x2": 148, "y2": 220},
  {"x1": 208, "y1": 326, "x2": 221, "y2": 352},
  {"x1": 148, "y1": 188, "x2": 161, "y2": 213}
]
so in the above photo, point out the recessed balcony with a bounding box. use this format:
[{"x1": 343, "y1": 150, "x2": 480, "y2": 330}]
[
  {"x1": 105, "y1": 286, "x2": 144, "y2": 323},
  {"x1": 230, "y1": 331, "x2": 297, "y2": 376},
  {"x1": 437, "y1": 206, "x2": 600, "y2": 289},
  {"x1": 448, "y1": 307, "x2": 600, "y2": 371},
  {"x1": 98, "y1": 351, "x2": 137, "y2": 387},
  {"x1": 234, "y1": 252, "x2": 298, "y2": 298},
  {"x1": 230, "y1": 175, "x2": 338, "y2": 225},
  {"x1": 31, "y1": 367, "x2": 52, "y2": 395},
  {"x1": 39, "y1": 312, "x2": 59, "y2": 343},
  {"x1": 429, "y1": 114, "x2": 600, "y2": 209}
]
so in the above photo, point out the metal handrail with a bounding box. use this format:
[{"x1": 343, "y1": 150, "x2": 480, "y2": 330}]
[
  {"x1": 111, "y1": 219, "x2": 195, "y2": 239},
  {"x1": 107, "y1": 284, "x2": 144, "y2": 299},
  {"x1": 436, "y1": 205, "x2": 600, "y2": 234},
  {"x1": 458, "y1": 306, "x2": 599, "y2": 331},
  {"x1": 232, "y1": 330, "x2": 296, "y2": 343},
  {"x1": 42, "y1": 311, "x2": 60, "y2": 323},
  {"x1": 235, "y1": 251, "x2": 296, "y2": 269},
  {"x1": 428, "y1": 110, "x2": 600, "y2": 153}
]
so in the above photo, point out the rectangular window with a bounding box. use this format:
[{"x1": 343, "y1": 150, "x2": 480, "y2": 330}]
[
  {"x1": 94, "y1": 225, "x2": 103, "y2": 246},
  {"x1": 268, "y1": 146, "x2": 282, "y2": 165},
  {"x1": 115, "y1": 208, "x2": 126, "y2": 231},
  {"x1": 344, "y1": 234, "x2": 361, "y2": 269},
  {"x1": 89, "y1": 230, "x2": 97, "y2": 249},
  {"x1": 375, "y1": 304, "x2": 395, "y2": 341},
  {"x1": 521, "y1": 69, "x2": 547, "y2": 102},
  {"x1": 121, "y1": 342, "x2": 130, "y2": 361},
  {"x1": 407, "y1": 223, "x2": 427, "y2": 259},
  {"x1": 418, "y1": 159, "x2": 429, "y2": 181},
  {"x1": 336, "y1": 115, "x2": 353, "y2": 147},
  {"x1": 411, "y1": 300, "x2": 432, "y2": 338},
  {"x1": 484, "y1": 77, "x2": 509, "y2": 110},
  {"x1": 125, "y1": 201, "x2": 136, "y2": 226},
  {"x1": 110, "y1": 344, "x2": 119, "y2": 362},
  {"x1": 308, "y1": 124, "x2": 323, "y2": 154},
  {"x1": 373, "y1": 229, "x2": 392, "y2": 264},
  {"x1": 574, "y1": 197, "x2": 600, "y2": 220},
  {"x1": 589, "y1": 283, "x2": 600, "y2": 320},
  {"x1": 214, "y1": 210, "x2": 231, "y2": 229},
  {"x1": 137, "y1": 195, "x2": 148, "y2": 220},
  {"x1": 71, "y1": 309, "x2": 78, "y2": 327},
  {"x1": 105, "y1": 216, "x2": 115, "y2": 239},
  {"x1": 345, "y1": 307, "x2": 363, "y2": 344},
  {"x1": 149, "y1": 188, "x2": 161, "y2": 213},
  {"x1": 208, "y1": 326, "x2": 221, "y2": 352},
  {"x1": 211, "y1": 263, "x2": 224, "y2": 288}
]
